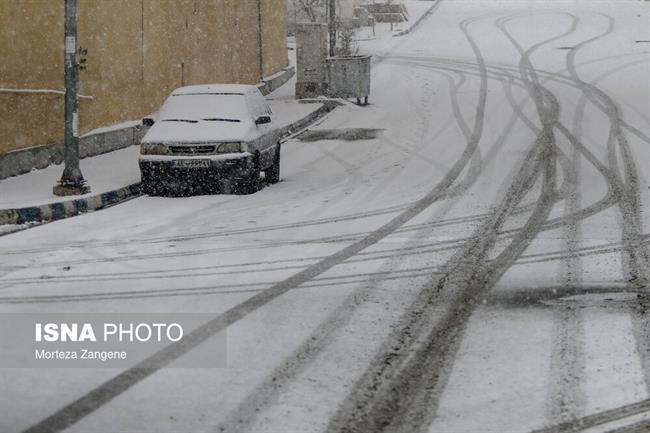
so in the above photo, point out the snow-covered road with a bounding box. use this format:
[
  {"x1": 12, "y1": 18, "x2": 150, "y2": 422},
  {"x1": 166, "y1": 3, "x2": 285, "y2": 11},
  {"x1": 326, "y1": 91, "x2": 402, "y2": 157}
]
[{"x1": 1, "y1": 1, "x2": 649, "y2": 432}]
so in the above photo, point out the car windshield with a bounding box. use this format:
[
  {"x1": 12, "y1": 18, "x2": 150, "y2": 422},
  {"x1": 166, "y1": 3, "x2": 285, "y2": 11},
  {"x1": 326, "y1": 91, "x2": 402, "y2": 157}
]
[{"x1": 159, "y1": 93, "x2": 247, "y2": 123}]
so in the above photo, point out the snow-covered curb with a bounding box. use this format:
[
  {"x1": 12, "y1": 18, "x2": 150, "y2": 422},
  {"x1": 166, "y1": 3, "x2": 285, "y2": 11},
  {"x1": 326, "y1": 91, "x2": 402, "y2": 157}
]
[
  {"x1": 276, "y1": 100, "x2": 341, "y2": 141},
  {"x1": 258, "y1": 66, "x2": 296, "y2": 96},
  {"x1": 393, "y1": 0, "x2": 440, "y2": 37},
  {"x1": 0, "y1": 183, "x2": 141, "y2": 226}
]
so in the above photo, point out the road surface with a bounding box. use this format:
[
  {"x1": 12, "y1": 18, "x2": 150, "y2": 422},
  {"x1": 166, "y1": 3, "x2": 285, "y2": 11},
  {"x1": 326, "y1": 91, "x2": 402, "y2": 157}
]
[{"x1": 1, "y1": 1, "x2": 649, "y2": 432}]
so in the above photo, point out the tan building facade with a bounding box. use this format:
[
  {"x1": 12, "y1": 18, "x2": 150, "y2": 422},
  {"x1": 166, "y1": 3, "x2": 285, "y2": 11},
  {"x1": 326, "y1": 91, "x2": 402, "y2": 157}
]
[{"x1": 0, "y1": 0, "x2": 288, "y2": 157}]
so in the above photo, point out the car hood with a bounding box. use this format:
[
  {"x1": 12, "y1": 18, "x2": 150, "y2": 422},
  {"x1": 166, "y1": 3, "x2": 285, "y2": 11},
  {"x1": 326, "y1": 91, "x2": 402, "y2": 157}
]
[{"x1": 142, "y1": 120, "x2": 259, "y2": 144}]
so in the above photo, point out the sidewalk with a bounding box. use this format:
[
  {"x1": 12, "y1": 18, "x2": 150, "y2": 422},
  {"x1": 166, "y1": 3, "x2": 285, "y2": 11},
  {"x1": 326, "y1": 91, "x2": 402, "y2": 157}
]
[
  {"x1": 0, "y1": 74, "x2": 338, "y2": 227},
  {"x1": 354, "y1": 0, "x2": 438, "y2": 56}
]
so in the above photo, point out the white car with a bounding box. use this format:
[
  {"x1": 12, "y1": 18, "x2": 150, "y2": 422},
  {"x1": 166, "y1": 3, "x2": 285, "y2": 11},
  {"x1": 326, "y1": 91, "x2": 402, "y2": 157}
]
[{"x1": 138, "y1": 84, "x2": 281, "y2": 195}]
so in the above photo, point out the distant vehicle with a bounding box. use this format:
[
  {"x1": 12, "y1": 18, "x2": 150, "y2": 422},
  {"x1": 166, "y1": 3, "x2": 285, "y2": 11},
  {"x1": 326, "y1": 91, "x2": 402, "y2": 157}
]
[{"x1": 138, "y1": 84, "x2": 281, "y2": 195}]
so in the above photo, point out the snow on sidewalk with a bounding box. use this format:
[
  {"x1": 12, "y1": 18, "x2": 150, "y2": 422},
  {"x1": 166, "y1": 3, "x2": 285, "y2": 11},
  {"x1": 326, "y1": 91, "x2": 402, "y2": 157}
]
[{"x1": 0, "y1": 146, "x2": 141, "y2": 210}]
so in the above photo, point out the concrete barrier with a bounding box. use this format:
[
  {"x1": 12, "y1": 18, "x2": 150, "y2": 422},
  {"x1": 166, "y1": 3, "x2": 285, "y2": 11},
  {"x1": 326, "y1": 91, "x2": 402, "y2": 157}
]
[{"x1": 0, "y1": 183, "x2": 142, "y2": 226}]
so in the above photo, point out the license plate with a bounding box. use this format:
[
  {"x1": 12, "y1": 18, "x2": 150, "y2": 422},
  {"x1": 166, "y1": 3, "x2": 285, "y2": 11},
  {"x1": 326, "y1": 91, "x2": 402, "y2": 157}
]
[{"x1": 173, "y1": 160, "x2": 211, "y2": 168}]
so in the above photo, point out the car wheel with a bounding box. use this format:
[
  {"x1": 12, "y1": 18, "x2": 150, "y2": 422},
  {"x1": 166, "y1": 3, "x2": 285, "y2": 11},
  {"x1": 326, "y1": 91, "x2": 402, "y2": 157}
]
[
  {"x1": 234, "y1": 155, "x2": 261, "y2": 195},
  {"x1": 267, "y1": 144, "x2": 281, "y2": 184}
]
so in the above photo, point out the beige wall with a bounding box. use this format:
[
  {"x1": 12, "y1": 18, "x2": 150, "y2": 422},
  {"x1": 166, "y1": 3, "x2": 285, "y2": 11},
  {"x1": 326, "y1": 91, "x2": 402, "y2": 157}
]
[
  {"x1": 0, "y1": 0, "x2": 288, "y2": 155},
  {"x1": 261, "y1": 0, "x2": 288, "y2": 77}
]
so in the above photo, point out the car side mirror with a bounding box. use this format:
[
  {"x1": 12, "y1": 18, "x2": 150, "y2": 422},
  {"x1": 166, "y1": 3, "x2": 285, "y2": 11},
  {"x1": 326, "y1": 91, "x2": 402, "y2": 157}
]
[
  {"x1": 142, "y1": 117, "x2": 155, "y2": 127},
  {"x1": 255, "y1": 115, "x2": 271, "y2": 125}
]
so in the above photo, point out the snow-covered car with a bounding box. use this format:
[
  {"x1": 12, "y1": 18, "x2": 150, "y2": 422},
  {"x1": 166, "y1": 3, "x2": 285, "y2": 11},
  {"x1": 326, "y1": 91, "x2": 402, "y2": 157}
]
[{"x1": 138, "y1": 84, "x2": 281, "y2": 195}]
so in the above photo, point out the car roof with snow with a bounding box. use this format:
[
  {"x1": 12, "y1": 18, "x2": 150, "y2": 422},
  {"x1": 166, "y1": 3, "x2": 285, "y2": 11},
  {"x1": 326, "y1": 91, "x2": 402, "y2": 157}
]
[
  {"x1": 141, "y1": 84, "x2": 270, "y2": 143},
  {"x1": 171, "y1": 84, "x2": 260, "y2": 96}
]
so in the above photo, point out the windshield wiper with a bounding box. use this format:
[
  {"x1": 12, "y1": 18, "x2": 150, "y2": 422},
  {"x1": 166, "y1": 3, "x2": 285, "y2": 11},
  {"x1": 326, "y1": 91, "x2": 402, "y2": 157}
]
[
  {"x1": 162, "y1": 119, "x2": 198, "y2": 123},
  {"x1": 201, "y1": 118, "x2": 241, "y2": 123}
]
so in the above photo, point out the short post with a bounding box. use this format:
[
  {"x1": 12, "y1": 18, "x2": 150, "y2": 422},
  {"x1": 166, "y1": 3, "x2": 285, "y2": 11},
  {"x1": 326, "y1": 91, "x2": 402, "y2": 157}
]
[{"x1": 54, "y1": 0, "x2": 90, "y2": 196}]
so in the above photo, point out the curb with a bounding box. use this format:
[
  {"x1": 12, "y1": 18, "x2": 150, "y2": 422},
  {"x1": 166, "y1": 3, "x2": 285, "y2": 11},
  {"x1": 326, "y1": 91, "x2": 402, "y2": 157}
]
[
  {"x1": 0, "y1": 100, "x2": 339, "y2": 227},
  {"x1": 258, "y1": 66, "x2": 296, "y2": 96},
  {"x1": 277, "y1": 100, "x2": 342, "y2": 140},
  {"x1": 0, "y1": 183, "x2": 142, "y2": 226},
  {"x1": 393, "y1": 0, "x2": 440, "y2": 37}
]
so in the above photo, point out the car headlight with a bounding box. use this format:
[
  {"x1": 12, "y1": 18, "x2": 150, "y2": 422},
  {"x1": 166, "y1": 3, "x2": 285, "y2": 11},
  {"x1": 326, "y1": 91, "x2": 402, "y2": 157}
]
[
  {"x1": 216, "y1": 142, "x2": 242, "y2": 153},
  {"x1": 141, "y1": 143, "x2": 169, "y2": 155}
]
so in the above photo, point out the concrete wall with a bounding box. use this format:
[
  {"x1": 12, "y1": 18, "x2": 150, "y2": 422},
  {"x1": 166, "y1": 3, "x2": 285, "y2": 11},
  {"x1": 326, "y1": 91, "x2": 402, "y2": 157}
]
[{"x1": 0, "y1": 0, "x2": 288, "y2": 157}]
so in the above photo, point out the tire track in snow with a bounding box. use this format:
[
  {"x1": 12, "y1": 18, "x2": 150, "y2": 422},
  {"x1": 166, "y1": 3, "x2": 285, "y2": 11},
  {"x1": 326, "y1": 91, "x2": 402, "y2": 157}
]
[
  {"x1": 0, "y1": 267, "x2": 446, "y2": 304},
  {"x1": 356, "y1": 13, "x2": 596, "y2": 428},
  {"x1": 324, "y1": 13, "x2": 562, "y2": 433},
  {"x1": 0, "y1": 179, "x2": 610, "y2": 273},
  {"x1": 565, "y1": 13, "x2": 650, "y2": 290},
  {"x1": 498, "y1": 10, "x2": 650, "y2": 427},
  {"x1": 0, "y1": 202, "x2": 412, "y2": 255},
  {"x1": 4, "y1": 234, "x2": 648, "y2": 291},
  {"x1": 499, "y1": 10, "x2": 650, "y2": 432},
  {"x1": 389, "y1": 58, "x2": 580, "y2": 209},
  {"x1": 563, "y1": 12, "x2": 650, "y2": 404},
  {"x1": 327, "y1": 142, "x2": 554, "y2": 433},
  {"x1": 606, "y1": 419, "x2": 650, "y2": 433},
  {"x1": 544, "y1": 39, "x2": 650, "y2": 428},
  {"x1": 436, "y1": 69, "x2": 485, "y2": 199},
  {"x1": 497, "y1": 11, "x2": 588, "y2": 424},
  {"x1": 4, "y1": 236, "x2": 649, "y2": 299},
  {"x1": 381, "y1": 60, "x2": 541, "y2": 203},
  {"x1": 6, "y1": 247, "x2": 649, "y2": 305},
  {"x1": 384, "y1": 55, "x2": 634, "y2": 231},
  {"x1": 530, "y1": 397, "x2": 650, "y2": 433},
  {"x1": 632, "y1": 302, "x2": 650, "y2": 398},
  {"x1": 387, "y1": 53, "x2": 650, "y2": 146},
  {"x1": 0, "y1": 214, "x2": 507, "y2": 271}
]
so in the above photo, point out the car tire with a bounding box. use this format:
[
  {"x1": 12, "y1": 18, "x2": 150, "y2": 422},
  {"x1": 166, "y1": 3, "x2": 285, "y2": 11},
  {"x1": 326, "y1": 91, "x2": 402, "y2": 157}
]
[
  {"x1": 234, "y1": 155, "x2": 261, "y2": 195},
  {"x1": 267, "y1": 144, "x2": 281, "y2": 185}
]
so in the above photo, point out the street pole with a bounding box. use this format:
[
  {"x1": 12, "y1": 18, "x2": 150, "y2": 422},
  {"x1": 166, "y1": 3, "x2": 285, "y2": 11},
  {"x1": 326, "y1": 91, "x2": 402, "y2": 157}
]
[
  {"x1": 54, "y1": 0, "x2": 90, "y2": 196},
  {"x1": 257, "y1": 0, "x2": 264, "y2": 82},
  {"x1": 328, "y1": 0, "x2": 336, "y2": 57}
]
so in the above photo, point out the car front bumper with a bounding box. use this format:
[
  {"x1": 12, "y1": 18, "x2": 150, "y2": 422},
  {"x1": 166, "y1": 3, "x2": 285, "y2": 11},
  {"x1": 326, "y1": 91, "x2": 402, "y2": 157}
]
[{"x1": 139, "y1": 153, "x2": 254, "y2": 192}]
